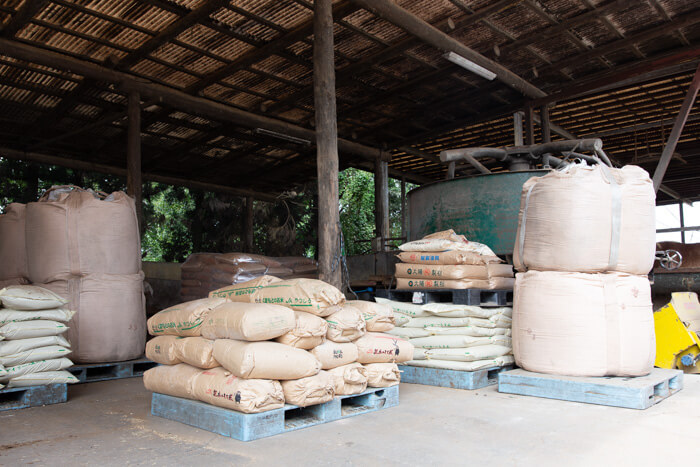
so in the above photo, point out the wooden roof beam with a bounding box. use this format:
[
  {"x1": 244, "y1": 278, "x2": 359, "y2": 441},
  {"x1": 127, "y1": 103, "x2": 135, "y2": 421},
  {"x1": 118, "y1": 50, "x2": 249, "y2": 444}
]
[{"x1": 0, "y1": 0, "x2": 49, "y2": 38}]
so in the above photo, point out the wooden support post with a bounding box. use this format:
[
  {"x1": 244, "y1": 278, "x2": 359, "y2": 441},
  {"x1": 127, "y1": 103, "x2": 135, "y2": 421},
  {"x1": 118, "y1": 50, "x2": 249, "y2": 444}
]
[
  {"x1": 400, "y1": 177, "x2": 407, "y2": 241},
  {"x1": 314, "y1": 0, "x2": 342, "y2": 288},
  {"x1": 375, "y1": 157, "x2": 389, "y2": 252},
  {"x1": 126, "y1": 91, "x2": 142, "y2": 229},
  {"x1": 524, "y1": 105, "x2": 535, "y2": 146},
  {"x1": 244, "y1": 196, "x2": 254, "y2": 253},
  {"x1": 652, "y1": 62, "x2": 700, "y2": 192},
  {"x1": 513, "y1": 112, "x2": 523, "y2": 146},
  {"x1": 540, "y1": 105, "x2": 551, "y2": 143}
]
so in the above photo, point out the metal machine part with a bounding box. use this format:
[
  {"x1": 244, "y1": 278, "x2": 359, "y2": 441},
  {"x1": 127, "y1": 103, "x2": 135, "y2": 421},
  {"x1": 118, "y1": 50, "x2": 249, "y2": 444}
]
[{"x1": 656, "y1": 250, "x2": 683, "y2": 270}]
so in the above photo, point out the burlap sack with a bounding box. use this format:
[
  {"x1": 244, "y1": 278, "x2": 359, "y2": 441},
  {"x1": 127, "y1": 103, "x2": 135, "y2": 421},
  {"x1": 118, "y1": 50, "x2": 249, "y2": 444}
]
[
  {"x1": 346, "y1": 300, "x2": 395, "y2": 332},
  {"x1": 0, "y1": 285, "x2": 68, "y2": 310},
  {"x1": 310, "y1": 341, "x2": 358, "y2": 369},
  {"x1": 148, "y1": 297, "x2": 225, "y2": 337},
  {"x1": 192, "y1": 367, "x2": 284, "y2": 414},
  {"x1": 175, "y1": 337, "x2": 219, "y2": 369},
  {"x1": 327, "y1": 362, "x2": 367, "y2": 395},
  {"x1": 281, "y1": 370, "x2": 334, "y2": 407},
  {"x1": 275, "y1": 311, "x2": 327, "y2": 349},
  {"x1": 200, "y1": 302, "x2": 294, "y2": 341},
  {"x1": 355, "y1": 332, "x2": 414, "y2": 364},
  {"x1": 143, "y1": 363, "x2": 202, "y2": 399},
  {"x1": 213, "y1": 339, "x2": 320, "y2": 380},
  {"x1": 145, "y1": 336, "x2": 181, "y2": 365},
  {"x1": 210, "y1": 276, "x2": 344, "y2": 316},
  {"x1": 397, "y1": 250, "x2": 501, "y2": 265},
  {"x1": 0, "y1": 203, "x2": 27, "y2": 281},
  {"x1": 364, "y1": 363, "x2": 400, "y2": 387},
  {"x1": 326, "y1": 306, "x2": 366, "y2": 343}
]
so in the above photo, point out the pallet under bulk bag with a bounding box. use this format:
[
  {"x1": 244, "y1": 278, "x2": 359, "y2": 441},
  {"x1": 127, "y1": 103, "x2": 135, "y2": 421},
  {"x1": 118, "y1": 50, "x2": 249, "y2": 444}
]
[
  {"x1": 325, "y1": 306, "x2": 366, "y2": 343},
  {"x1": 148, "y1": 297, "x2": 225, "y2": 337},
  {"x1": 281, "y1": 370, "x2": 335, "y2": 407},
  {"x1": 310, "y1": 341, "x2": 358, "y2": 369},
  {"x1": 145, "y1": 336, "x2": 182, "y2": 365},
  {"x1": 143, "y1": 363, "x2": 202, "y2": 399},
  {"x1": 346, "y1": 300, "x2": 394, "y2": 332},
  {"x1": 192, "y1": 367, "x2": 285, "y2": 414},
  {"x1": 327, "y1": 362, "x2": 368, "y2": 395},
  {"x1": 199, "y1": 302, "x2": 295, "y2": 342},
  {"x1": 513, "y1": 164, "x2": 656, "y2": 274},
  {"x1": 0, "y1": 203, "x2": 27, "y2": 281},
  {"x1": 355, "y1": 333, "x2": 414, "y2": 364},
  {"x1": 275, "y1": 311, "x2": 328, "y2": 349},
  {"x1": 213, "y1": 339, "x2": 321, "y2": 380},
  {"x1": 26, "y1": 188, "x2": 141, "y2": 283},
  {"x1": 174, "y1": 337, "x2": 219, "y2": 369},
  {"x1": 513, "y1": 270, "x2": 655, "y2": 377},
  {"x1": 364, "y1": 363, "x2": 400, "y2": 388},
  {"x1": 40, "y1": 273, "x2": 146, "y2": 363}
]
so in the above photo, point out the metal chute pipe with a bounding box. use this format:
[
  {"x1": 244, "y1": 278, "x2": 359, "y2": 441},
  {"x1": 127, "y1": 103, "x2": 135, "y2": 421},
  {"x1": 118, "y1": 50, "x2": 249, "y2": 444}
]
[
  {"x1": 440, "y1": 147, "x2": 508, "y2": 163},
  {"x1": 528, "y1": 138, "x2": 603, "y2": 156}
]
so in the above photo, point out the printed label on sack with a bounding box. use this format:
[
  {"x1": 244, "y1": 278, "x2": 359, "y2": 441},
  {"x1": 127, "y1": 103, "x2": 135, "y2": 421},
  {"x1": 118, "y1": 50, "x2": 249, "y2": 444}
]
[{"x1": 151, "y1": 318, "x2": 203, "y2": 333}]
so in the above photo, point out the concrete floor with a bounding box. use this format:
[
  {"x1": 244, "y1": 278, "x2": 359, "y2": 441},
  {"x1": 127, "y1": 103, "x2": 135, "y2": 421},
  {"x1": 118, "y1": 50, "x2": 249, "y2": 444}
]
[{"x1": 1, "y1": 375, "x2": 698, "y2": 466}]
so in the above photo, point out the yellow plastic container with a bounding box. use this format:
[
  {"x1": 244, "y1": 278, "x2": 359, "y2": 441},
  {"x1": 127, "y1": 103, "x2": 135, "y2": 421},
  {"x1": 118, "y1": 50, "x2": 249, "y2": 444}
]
[{"x1": 654, "y1": 292, "x2": 700, "y2": 373}]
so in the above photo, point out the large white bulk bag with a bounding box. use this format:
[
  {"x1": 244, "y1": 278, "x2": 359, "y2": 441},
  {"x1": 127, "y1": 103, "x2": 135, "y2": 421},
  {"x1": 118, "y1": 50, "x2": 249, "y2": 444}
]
[
  {"x1": 40, "y1": 273, "x2": 146, "y2": 363},
  {"x1": 513, "y1": 271, "x2": 655, "y2": 377},
  {"x1": 0, "y1": 203, "x2": 27, "y2": 280},
  {"x1": 26, "y1": 188, "x2": 140, "y2": 283},
  {"x1": 513, "y1": 164, "x2": 655, "y2": 274}
]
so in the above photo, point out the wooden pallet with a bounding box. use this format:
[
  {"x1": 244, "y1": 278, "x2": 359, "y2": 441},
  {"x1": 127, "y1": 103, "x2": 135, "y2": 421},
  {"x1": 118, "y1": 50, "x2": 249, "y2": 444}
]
[
  {"x1": 375, "y1": 288, "x2": 512, "y2": 306},
  {"x1": 399, "y1": 364, "x2": 513, "y2": 390},
  {"x1": 68, "y1": 357, "x2": 156, "y2": 383},
  {"x1": 498, "y1": 368, "x2": 683, "y2": 410},
  {"x1": 151, "y1": 385, "x2": 399, "y2": 441},
  {"x1": 0, "y1": 384, "x2": 67, "y2": 412}
]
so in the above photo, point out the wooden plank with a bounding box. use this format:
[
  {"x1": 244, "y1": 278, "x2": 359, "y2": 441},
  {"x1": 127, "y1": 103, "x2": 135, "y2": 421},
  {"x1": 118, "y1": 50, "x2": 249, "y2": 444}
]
[
  {"x1": 127, "y1": 92, "x2": 143, "y2": 229},
  {"x1": 375, "y1": 158, "x2": 389, "y2": 251},
  {"x1": 0, "y1": 0, "x2": 49, "y2": 38}
]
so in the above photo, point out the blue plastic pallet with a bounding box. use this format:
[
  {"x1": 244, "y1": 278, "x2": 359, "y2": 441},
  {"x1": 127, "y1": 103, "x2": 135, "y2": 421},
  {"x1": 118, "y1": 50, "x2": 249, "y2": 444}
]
[
  {"x1": 69, "y1": 357, "x2": 157, "y2": 383},
  {"x1": 498, "y1": 368, "x2": 683, "y2": 410},
  {"x1": 151, "y1": 385, "x2": 399, "y2": 441},
  {"x1": 0, "y1": 383, "x2": 67, "y2": 411},
  {"x1": 399, "y1": 364, "x2": 513, "y2": 390}
]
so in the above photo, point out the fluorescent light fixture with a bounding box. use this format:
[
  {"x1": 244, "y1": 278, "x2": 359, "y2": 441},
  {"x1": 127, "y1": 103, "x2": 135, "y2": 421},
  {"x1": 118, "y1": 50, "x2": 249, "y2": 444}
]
[
  {"x1": 253, "y1": 128, "x2": 311, "y2": 146},
  {"x1": 443, "y1": 51, "x2": 496, "y2": 81}
]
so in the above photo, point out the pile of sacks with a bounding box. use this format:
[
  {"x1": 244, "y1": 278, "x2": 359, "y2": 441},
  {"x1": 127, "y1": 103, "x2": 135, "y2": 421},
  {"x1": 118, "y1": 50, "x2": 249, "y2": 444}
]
[
  {"x1": 144, "y1": 275, "x2": 413, "y2": 413},
  {"x1": 0, "y1": 286, "x2": 79, "y2": 388},
  {"x1": 180, "y1": 253, "x2": 318, "y2": 302},
  {"x1": 395, "y1": 230, "x2": 514, "y2": 290},
  {"x1": 512, "y1": 163, "x2": 657, "y2": 377},
  {"x1": 379, "y1": 297, "x2": 514, "y2": 371}
]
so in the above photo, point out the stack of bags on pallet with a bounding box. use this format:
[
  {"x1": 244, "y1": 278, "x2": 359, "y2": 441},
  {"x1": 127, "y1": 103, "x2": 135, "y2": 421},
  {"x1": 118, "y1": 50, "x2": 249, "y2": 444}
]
[
  {"x1": 180, "y1": 253, "x2": 318, "y2": 302},
  {"x1": 0, "y1": 186, "x2": 146, "y2": 364},
  {"x1": 0, "y1": 285, "x2": 79, "y2": 388},
  {"x1": 394, "y1": 230, "x2": 514, "y2": 290},
  {"x1": 512, "y1": 163, "x2": 657, "y2": 377},
  {"x1": 144, "y1": 275, "x2": 413, "y2": 413},
  {"x1": 379, "y1": 297, "x2": 514, "y2": 371}
]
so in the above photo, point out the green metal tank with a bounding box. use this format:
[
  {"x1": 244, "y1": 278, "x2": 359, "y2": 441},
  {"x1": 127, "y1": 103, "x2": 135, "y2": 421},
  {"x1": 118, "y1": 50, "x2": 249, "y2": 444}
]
[{"x1": 408, "y1": 171, "x2": 546, "y2": 255}]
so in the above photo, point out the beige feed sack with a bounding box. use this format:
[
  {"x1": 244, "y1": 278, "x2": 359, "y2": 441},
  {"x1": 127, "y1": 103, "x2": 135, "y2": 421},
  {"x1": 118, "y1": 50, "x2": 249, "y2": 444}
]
[
  {"x1": 0, "y1": 285, "x2": 67, "y2": 310},
  {"x1": 399, "y1": 237, "x2": 497, "y2": 257},
  {"x1": 275, "y1": 311, "x2": 328, "y2": 349},
  {"x1": 425, "y1": 326, "x2": 511, "y2": 337},
  {"x1": 346, "y1": 300, "x2": 394, "y2": 332},
  {"x1": 513, "y1": 270, "x2": 655, "y2": 377},
  {"x1": 213, "y1": 339, "x2": 320, "y2": 380},
  {"x1": 394, "y1": 264, "x2": 513, "y2": 280},
  {"x1": 25, "y1": 189, "x2": 141, "y2": 283},
  {"x1": 325, "y1": 306, "x2": 366, "y2": 342},
  {"x1": 145, "y1": 336, "x2": 181, "y2": 365},
  {"x1": 0, "y1": 335, "x2": 70, "y2": 357},
  {"x1": 174, "y1": 337, "x2": 219, "y2": 369},
  {"x1": 199, "y1": 302, "x2": 295, "y2": 341},
  {"x1": 310, "y1": 341, "x2": 358, "y2": 369},
  {"x1": 397, "y1": 250, "x2": 501, "y2": 265},
  {"x1": 0, "y1": 308, "x2": 75, "y2": 325},
  {"x1": 327, "y1": 363, "x2": 367, "y2": 395},
  {"x1": 143, "y1": 363, "x2": 202, "y2": 399},
  {"x1": 209, "y1": 276, "x2": 344, "y2": 316},
  {"x1": 0, "y1": 203, "x2": 27, "y2": 281},
  {"x1": 281, "y1": 371, "x2": 335, "y2": 407},
  {"x1": 0, "y1": 357, "x2": 73, "y2": 383},
  {"x1": 148, "y1": 297, "x2": 225, "y2": 337},
  {"x1": 193, "y1": 367, "x2": 284, "y2": 414},
  {"x1": 422, "y1": 304, "x2": 512, "y2": 319},
  {"x1": 513, "y1": 164, "x2": 655, "y2": 274},
  {"x1": 374, "y1": 297, "x2": 430, "y2": 318},
  {"x1": 0, "y1": 320, "x2": 68, "y2": 340},
  {"x1": 425, "y1": 345, "x2": 512, "y2": 362},
  {"x1": 410, "y1": 335, "x2": 511, "y2": 349},
  {"x1": 0, "y1": 345, "x2": 71, "y2": 367},
  {"x1": 364, "y1": 363, "x2": 400, "y2": 387},
  {"x1": 405, "y1": 355, "x2": 514, "y2": 371},
  {"x1": 41, "y1": 273, "x2": 146, "y2": 363},
  {"x1": 355, "y1": 333, "x2": 414, "y2": 364}
]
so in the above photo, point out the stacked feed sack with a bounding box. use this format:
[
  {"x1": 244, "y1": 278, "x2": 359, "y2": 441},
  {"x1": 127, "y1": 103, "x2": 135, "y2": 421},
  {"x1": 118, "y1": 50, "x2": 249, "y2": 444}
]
[
  {"x1": 379, "y1": 297, "x2": 514, "y2": 371},
  {"x1": 394, "y1": 230, "x2": 514, "y2": 291},
  {"x1": 512, "y1": 163, "x2": 657, "y2": 377},
  {"x1": 143, "y1": 277, "x2": 412, "y2": 413},
  {"x1": 0, "y1": 203, "x2": 30, "y2": 288},
  {"x1": 26, "y1": 186, "x2": 145, "y2": 363},
  {"x1": 0, "y1": 286, "x2": 79, "y2": 388},
  {"x1": 180, "y1": 253, "x2": 318, "y2": 301}
]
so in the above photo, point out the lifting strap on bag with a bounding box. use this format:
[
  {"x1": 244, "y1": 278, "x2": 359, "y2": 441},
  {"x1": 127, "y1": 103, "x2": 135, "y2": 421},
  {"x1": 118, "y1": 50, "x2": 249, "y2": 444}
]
[
  {"x1": 598, "y1": 164, "x2": 622, "y2": 271},
  {"x1": 516, "y1": 183, "x2": 536, "y2": 270},
  {"x1": 602, "y1": 274, "x2": 622, "y2": 374}
]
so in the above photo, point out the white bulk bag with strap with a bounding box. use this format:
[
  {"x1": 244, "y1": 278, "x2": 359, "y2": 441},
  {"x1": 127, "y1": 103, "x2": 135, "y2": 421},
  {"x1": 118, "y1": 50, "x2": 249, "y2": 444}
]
[{"x1": 513, "y1": 164, "x2": 655, "y2": 274}]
